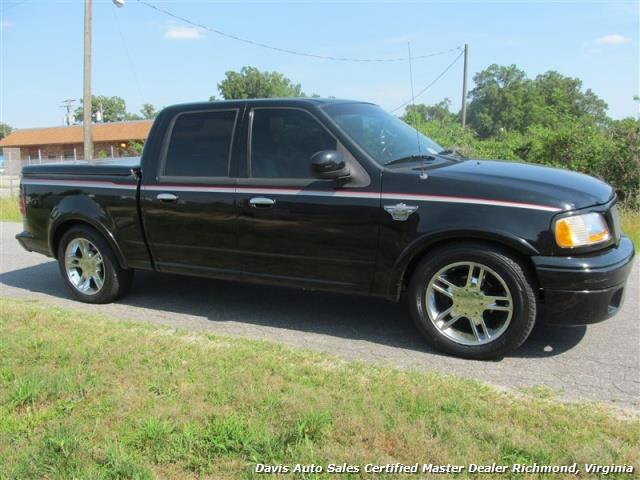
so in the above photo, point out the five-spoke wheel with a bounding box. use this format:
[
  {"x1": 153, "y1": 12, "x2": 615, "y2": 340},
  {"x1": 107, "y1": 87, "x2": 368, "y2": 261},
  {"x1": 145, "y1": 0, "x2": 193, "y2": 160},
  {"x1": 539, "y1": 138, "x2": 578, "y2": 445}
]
[
  {"x1": 426, "y1": 262, "x2": 513, "y2": 346},
  {"x1": 57, "y1": 226, "x2": 133, "y2": 304},
  {"x1": 409, "y1": 243, "x2": 537, "y2": 359},
  {"x1": 64, "y1": 238, "x2": 105, "y2": 295}
]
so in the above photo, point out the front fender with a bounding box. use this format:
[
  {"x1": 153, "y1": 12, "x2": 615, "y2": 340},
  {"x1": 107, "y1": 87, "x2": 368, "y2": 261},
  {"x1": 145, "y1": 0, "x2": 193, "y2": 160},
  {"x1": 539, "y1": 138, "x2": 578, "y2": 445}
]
[
  {"x1": 48, "y1": 194, "x2": 128, "y2": 268},
  {"x1": 384, "y1": 228, "x2": 538, "y2": 299}
]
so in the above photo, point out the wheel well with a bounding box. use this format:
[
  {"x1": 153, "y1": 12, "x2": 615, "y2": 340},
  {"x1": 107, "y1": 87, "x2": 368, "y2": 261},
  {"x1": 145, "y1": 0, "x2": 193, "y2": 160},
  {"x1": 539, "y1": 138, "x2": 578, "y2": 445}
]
[
  {"x1": 51, "y1": 220, "x2": 126, "y2": 268},
  {"x1": 400, "y1": 237, "x2": 538, "y2": 294}
]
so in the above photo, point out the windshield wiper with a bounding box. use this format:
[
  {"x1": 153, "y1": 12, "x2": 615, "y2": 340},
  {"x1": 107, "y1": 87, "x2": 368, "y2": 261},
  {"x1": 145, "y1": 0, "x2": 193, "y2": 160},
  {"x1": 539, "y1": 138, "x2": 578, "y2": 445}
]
[
  {"x1": 437, "y1": 149, "x2": 466, "y2": 158},
  {"x1": 384, "y1": 154, "x2": 436, "y2": 166}
]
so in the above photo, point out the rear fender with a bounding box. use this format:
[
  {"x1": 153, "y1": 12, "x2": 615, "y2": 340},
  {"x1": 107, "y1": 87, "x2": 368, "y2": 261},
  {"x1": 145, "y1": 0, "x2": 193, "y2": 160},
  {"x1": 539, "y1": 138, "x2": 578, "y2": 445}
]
[{"x1": 48, "y1": 195, "x2": 128, "y2": 268}]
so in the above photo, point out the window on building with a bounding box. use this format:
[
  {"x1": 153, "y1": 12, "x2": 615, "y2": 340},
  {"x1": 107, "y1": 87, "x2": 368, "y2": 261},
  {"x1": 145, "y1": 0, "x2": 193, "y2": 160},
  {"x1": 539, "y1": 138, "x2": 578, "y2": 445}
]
[{"x1": 164, "y1": 110, "x2": 238, "y2": 177}]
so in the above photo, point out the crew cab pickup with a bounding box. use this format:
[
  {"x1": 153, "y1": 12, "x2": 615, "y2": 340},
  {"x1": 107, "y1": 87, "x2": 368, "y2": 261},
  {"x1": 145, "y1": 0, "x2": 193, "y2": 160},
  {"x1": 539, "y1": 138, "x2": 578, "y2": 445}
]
[{"x1": 17, "y1": 98, "x2": 635, "y2": 359}]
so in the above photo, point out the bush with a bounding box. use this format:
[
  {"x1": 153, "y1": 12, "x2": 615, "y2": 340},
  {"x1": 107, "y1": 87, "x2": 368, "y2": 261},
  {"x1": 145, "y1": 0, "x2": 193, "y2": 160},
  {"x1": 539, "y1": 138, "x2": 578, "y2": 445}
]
[{"x1": 416, "y1": 118, "x2": 640, "y2": 206}]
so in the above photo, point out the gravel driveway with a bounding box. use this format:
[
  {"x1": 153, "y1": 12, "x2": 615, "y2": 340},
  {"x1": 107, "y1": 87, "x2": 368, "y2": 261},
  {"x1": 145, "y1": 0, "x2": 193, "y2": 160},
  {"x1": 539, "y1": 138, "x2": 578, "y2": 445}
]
[{"x1": 1, "y1": 222, "x2": 638, "y2": 408}]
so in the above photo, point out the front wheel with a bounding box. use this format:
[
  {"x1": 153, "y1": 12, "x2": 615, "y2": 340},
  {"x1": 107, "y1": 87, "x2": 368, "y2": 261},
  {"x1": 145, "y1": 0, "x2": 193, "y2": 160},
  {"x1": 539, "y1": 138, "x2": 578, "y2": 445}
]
[
  {"x1": 408, "y1": 243, "x2": 537, "y2": 360},
  {"x1": 57, "y1": 226, "x2": 133, "y2": 304}
]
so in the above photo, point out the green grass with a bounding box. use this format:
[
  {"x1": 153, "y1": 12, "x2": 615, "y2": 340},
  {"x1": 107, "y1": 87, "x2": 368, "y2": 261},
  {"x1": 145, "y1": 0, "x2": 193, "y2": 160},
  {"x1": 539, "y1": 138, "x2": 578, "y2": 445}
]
[
  {"x1": 0, "y1": 299, "x2": 638, "y2": 479},
  {"x1": 0, "y1": 196, "x2": 21, "y2": 222},
  {"x1": 620, "y1": 208, "x2": 640, "y2": 248}
]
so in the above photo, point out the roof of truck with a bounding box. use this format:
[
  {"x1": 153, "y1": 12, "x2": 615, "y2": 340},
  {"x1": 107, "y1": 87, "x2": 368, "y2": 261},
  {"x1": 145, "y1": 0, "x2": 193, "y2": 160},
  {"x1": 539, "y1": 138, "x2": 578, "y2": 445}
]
[
  {"x1": 167, "y1": 98, "x2": 375, "y2": 110},
  {"x1": 1, "y1": 99, "x2": 376, "y2": 149}
]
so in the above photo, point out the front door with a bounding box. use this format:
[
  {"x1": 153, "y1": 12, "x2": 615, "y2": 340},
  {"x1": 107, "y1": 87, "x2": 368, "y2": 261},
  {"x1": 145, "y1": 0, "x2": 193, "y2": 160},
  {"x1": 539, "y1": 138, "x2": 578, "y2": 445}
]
[
  {"x1": 140, "y1": 107, "x2": 243, "y2": 278},
  {"x1": 236, "y1": 106, "x2": 380, "y2": 291}
]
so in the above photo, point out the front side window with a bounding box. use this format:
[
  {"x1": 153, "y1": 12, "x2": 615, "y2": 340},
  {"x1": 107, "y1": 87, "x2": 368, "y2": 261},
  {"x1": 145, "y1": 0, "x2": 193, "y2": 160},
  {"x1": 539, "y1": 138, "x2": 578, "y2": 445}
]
[
  {"x1": 164, "y1": 110, "x2": 237, "y2": 177},
  {"x1": 323, "y1": 103, "x2": 443, "y2": 165},
  {"x1": 250, "y1": 108, "x2": 337, "y2": 178}
]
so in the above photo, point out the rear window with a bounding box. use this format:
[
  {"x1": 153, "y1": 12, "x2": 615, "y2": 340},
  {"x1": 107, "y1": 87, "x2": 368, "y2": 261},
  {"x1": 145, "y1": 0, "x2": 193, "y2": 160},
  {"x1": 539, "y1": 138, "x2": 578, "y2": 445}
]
[{"x1": 164, "y1": 110, "x2": 238, "y2": 177}]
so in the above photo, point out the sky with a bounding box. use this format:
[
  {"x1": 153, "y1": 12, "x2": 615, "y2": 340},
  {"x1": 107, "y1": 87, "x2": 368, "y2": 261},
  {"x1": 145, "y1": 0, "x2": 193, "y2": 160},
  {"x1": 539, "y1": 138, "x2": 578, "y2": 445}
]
[{"x1": 1, "y1": 0, "x2": 638, "y2": 129}]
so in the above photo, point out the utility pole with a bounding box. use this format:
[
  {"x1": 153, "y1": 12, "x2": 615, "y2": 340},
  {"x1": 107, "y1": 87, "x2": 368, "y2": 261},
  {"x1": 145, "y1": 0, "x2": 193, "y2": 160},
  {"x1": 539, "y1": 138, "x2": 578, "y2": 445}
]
[
  {"x1": 461, "y1": 43, "x2": 469, "y2": 128},
  {"x1": 83, "y1": 0, "x2": 93, "y2": 162},
  {"x1": 60, "y1": 99, "x2": 75, "y2": 126}
]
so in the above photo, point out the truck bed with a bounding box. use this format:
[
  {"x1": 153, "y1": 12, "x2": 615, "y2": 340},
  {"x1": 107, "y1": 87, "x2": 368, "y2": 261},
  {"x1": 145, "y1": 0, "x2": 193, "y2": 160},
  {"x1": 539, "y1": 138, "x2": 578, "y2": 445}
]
[
  {"x1": 18, "y1": 156, "x2": 150, "y2": 270},
  {"x1": 21, "y1": 157, "x2": 140, "y2": 177}
]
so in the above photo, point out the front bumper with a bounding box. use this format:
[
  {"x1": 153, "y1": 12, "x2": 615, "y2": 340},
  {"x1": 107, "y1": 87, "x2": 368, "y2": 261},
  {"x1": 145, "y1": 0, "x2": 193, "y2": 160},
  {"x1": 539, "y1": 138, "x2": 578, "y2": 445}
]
[{"x1": 532, "y1": 236, "x2": 635, "y2": 325}]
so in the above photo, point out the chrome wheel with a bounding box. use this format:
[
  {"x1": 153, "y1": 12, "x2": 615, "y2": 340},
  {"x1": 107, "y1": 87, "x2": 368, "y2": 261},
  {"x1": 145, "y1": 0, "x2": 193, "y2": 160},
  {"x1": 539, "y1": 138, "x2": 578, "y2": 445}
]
[
  {"x1": 425, "y1": 261, "x2": 513, "y2": 346},
  {"x1": 64, "y1": 238, "x2": 105, "y2": 295}
]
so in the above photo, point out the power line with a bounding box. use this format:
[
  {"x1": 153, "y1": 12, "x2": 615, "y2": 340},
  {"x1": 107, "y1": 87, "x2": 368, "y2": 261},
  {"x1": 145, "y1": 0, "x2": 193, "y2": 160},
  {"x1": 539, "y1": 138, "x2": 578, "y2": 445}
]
[
  {"x1": 390, "y1": 50, "x2": 464, "y2": 113},
  {"x1": 111, "y1": 3, "x2": 146, "y2": 107},
  {"x1": 0, "y1": 0, "x2": 28, "y2": 14},
  {"x1": 134, "y1": 0, "x2": 461, "y2": 63}
]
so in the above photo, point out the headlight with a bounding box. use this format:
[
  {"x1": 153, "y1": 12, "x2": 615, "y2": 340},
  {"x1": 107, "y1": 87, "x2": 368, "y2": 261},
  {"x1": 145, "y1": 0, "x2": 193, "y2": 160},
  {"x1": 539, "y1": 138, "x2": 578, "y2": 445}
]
[{"x1": 555, "y1": 213, "x2": 611, "y2": 248}]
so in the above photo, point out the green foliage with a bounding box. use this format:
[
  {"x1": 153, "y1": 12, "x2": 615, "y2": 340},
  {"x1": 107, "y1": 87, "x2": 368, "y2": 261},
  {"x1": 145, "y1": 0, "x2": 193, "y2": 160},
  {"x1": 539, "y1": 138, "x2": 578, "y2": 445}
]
[
  {"x1": 217, "y1": 66, "x2": 304, "y2": 100},
  {"x1": 128, "y1": 141, "x2": 144, "y2": 156},
  {"x1": 0, "y1": 122, "x2": 12, "y2": 140},
  {"x1": 467, "y1": 64, "x2": 539, "y2": 138},
  {"x1": 0, "y1": 197, "x2": 21, "y2": 222},
  {"x1": 74, "y1": 95, "x2": 127, "y2": 123},
  {"x1": 74, "y1": 96, "x2": 157, "y2": 123},
  {"x1": 404, "y1": 63, "x2": 638, "y2": 204},
  {"x1": 608, "y1": 118, "x2": 640, "y2": 208},
  {"x1": 533, "y1": 71, "x2": 608, "y2": 126},
  {"x1": 620, "y1": 208, "x2": 640, "y2": 246},
  {"x1": 7, "y1": 374, "x2": 43, "y2": 408},
  {"x1": 139, "y1": 103, "x2": 157, "y2": 120},
  {"x1": 0, "y1": 298, "x2": 638, "y2": 478},
  {"x1": 97, "y1": 445, "x2": 153, "y2": 480},
  {"x1": 466, "y1": 65, "x2": 609, "y2": 138},
  {"x1": 415, "y1": 116, "x2": 639, "y2": 204},
  {"x1": 403, "y1": 98, "x2": 457, "y2": 124}
]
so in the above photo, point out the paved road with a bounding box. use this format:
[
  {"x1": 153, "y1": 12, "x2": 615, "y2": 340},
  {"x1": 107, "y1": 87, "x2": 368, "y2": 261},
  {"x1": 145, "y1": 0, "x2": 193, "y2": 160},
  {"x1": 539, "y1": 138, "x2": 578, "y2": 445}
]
[{"x1": 1, "y1": 222, "x2": 638, "y2": 408}]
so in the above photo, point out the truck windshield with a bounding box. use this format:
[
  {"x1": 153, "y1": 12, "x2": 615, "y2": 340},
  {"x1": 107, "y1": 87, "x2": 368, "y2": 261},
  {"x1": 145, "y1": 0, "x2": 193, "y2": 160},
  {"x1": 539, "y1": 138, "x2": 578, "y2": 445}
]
[{"x1": 323, "y1": 103, "x2": 443, "y2": 166}]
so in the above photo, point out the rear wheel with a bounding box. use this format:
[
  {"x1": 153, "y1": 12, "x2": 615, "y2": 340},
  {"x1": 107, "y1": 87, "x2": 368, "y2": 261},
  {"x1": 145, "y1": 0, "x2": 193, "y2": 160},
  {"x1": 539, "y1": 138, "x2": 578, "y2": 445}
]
[
  {"x1": 57, "y1": 226, "x2": 133, "y2": 304},
  {"x1": 408, "y1": 243, "x2": 537, "y2": 359}
]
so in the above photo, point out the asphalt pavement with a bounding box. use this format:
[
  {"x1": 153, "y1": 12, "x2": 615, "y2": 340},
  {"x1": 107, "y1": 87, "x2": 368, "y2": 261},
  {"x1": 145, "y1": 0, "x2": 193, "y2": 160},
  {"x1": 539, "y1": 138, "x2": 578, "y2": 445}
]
[{"x1": 1, "y1": 221, "x2": 638, "y2": 408}]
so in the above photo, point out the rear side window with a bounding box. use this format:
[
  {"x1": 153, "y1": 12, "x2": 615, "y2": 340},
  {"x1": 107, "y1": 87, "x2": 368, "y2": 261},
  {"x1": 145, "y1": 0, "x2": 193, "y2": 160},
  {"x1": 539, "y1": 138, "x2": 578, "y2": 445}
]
[
  {"x1": 250, "y1": 108, "x2": 337, "y2": 178},
  {"x1": 164, "y1": 110, "x2": 238, "y2": 177}
]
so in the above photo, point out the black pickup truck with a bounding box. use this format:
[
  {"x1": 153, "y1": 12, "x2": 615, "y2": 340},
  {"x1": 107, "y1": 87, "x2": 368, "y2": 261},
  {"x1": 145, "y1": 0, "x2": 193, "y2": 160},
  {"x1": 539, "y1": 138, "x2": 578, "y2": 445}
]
[{"x1": 17, "y1": 98, "x2": 635, "y2": 359}]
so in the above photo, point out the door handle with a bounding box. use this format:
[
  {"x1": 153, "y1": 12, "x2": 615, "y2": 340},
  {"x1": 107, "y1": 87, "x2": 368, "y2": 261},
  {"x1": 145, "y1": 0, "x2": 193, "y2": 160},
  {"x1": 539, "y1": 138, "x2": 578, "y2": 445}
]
[
  {"x1": 157, "y1": 193, "x2": 178, "y2": 202},
  {"x1": 249, "y1": 196, "x2": 275, "y2": 208}
]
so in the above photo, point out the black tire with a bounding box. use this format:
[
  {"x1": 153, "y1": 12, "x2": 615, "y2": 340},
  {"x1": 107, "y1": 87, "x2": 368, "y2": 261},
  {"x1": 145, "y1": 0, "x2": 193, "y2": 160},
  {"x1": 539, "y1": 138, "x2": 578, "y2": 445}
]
[
  {"x1": 408, "y1": 242, "x2": 537, "y2": 360},
  {"x1": 57, "y1": 225, "x2": 133, "y2": 304}
]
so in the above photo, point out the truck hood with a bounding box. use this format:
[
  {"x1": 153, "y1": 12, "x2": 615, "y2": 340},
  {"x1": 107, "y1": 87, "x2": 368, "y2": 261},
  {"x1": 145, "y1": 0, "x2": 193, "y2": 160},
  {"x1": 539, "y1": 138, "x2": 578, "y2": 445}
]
[{"x1": 385, "y1": 159, "x2": 614, "y2": 212}]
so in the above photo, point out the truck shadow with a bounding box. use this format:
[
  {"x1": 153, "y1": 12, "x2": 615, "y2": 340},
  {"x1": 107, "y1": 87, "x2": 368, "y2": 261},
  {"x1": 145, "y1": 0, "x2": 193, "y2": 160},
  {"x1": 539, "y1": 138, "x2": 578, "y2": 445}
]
[{"x1": 0, "y1": 262, "x2": 586, "y2": 359}]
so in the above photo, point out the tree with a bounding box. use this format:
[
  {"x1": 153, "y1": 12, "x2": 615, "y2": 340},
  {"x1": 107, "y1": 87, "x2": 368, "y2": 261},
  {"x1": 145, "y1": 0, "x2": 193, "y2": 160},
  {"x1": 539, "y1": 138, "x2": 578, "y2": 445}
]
[
  {"x1": 217, "y1": 66, "x2": 304, "y2": 100},
  {"x1": 533, "y1": 71, "x2": 608, "y2": 126},
  {"x1": 128, "y1": 141, "x2": 145, "y2": 156},
  {"x1": 140, "y1": 103, "x2": 157, "y2": 119},
  {"x1": 74, "y1": 95, "x2": 128, "y2": 123},
  {"x1": 403, "y1": 98, "x2": 457, "y2": 124},
  {"x1": 467, "y1": 65, "x2": 610, "y2": 138},
  {"x1": 0, "y1": 122, "x2": 12, "y2": 140},
  {"x1": 413, "y1": 64, "x2": 635, "y2": 203},
  {"x1": 467, "y1": 64, "x2": 539, "y2": 138},
  {"x1": 607, "y1": 117, "x2": 640, "y2": 205}
]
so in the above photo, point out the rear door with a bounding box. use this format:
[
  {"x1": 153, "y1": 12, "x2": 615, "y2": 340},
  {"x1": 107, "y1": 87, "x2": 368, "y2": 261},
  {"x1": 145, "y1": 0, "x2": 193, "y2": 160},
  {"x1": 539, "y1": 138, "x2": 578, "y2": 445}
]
[
  {"x1": 140, "y1": 106, "x2": 244, "y2": 278},
  {"x1": 236, "y1": 105, "x2": 381, "y2": 291}
]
